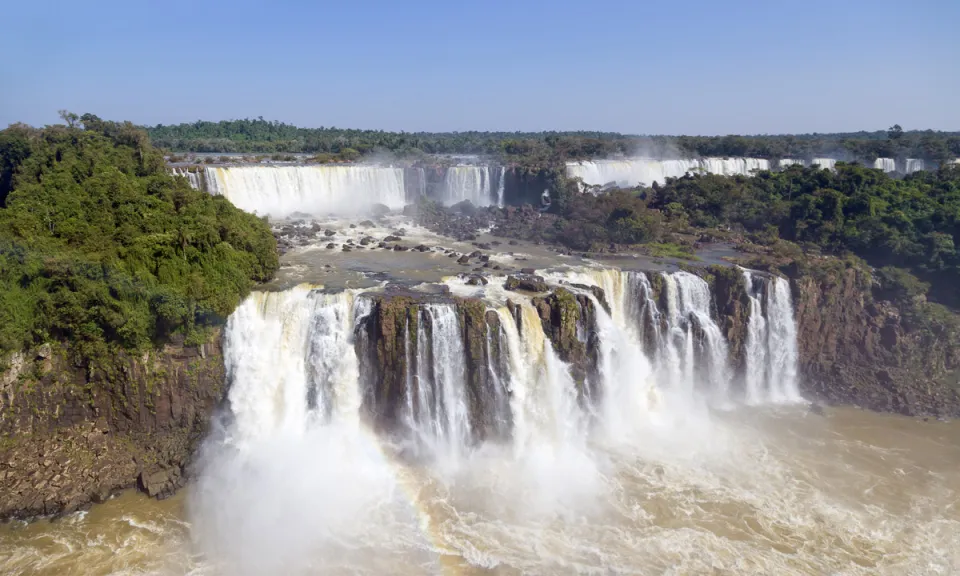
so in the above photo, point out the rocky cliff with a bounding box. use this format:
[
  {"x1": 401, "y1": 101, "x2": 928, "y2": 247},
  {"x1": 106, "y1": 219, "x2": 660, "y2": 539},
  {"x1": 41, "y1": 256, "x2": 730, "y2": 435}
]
[
  {"x1": 788, "y1": 260, "x2": 960, "y2": 417},
  {"x1": 0, "y1": 332, "x2": 225, "y2": 518}
]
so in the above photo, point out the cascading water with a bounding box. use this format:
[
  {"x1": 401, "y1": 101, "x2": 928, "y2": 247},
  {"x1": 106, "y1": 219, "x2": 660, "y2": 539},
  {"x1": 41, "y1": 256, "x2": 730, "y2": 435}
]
[
  {"x1": 565, "y1": 157, "x2": 771, "y2": 187},
  {"x1": 660, "y1": 271, "x2": 731, "y2": 405},
  {"x1": 442, "y1": 165, "x2": 493, "y2": 206},
  {"x1": 873, "y1": 158, "x2": 896, "y2": 172},
  {"x1": 811, "y1": 158, "x2": 837, "y2": 170},
  {"x1": 906, "y1": 158, "x2": 925, "y2": 173},
  {"x1": 415, "y1": 304, "x2": 472, "y2": 456},
  {"x1": 777, "y1": 158, "x2": 805, "y2": 168},
  {"x1": 742, "y1": 269, "x2": 802, "y2": 404},
  {"x1": 172, "y1": 167, "x2": 204, "y2": 190},
  {"x1": 205, "y1": 165, "x2": 407, "y2": 217},
  {"x1": 496, "y1": 166, "x2": 505, "y2": 208}
]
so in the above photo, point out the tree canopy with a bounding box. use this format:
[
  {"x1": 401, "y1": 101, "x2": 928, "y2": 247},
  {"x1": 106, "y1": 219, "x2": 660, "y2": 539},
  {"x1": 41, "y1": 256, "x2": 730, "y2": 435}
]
[
  {"x1": 0, "y1": 114, "x2": 278, "y2": 361},
  {"x1": 146, "y1": 118, "x2": 960, "y2": 165}
]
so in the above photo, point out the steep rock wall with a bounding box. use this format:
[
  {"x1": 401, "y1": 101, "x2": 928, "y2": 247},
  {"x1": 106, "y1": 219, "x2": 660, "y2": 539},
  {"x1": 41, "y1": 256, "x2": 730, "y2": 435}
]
[
  {"x1": 0, "y1": 332, "x2": 225, "y2": 519},
  {"x1": 788, "y1": 261, "x2": 960, "y2": 417}
]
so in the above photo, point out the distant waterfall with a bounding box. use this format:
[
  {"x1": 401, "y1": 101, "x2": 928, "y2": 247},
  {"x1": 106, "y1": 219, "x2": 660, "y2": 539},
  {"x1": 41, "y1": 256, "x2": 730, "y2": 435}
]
[
  {"x1": 565, "y1": 157, "x2": 769, "y2": 187},
  {"x1": 205, "y1": 165, "x2": 407, "y2": 217},
  {"x1": 171, "y1": 167, "x2": 204, "y2": 191},
  {"x1": 777, "y1": 159, "x2": 805, "y2": 169},
  {"x1": 905, "y1": 159, "x2": 925, "y2": 173},
  {"x1": 496, "y1": 166, "x2": 506, "y2": 208},
  {"x1": 742, "y1": 269, "x2": 801, "y2": 404},
  {"x1": 811, "y1": 158, "x2": 836, "y2": 170},
  {"x1": 442, "y1": 166, "x2": 493, "y2": 206},
  {"x1": 873, "y1": 158, "x2": 896, "y2": 172}
]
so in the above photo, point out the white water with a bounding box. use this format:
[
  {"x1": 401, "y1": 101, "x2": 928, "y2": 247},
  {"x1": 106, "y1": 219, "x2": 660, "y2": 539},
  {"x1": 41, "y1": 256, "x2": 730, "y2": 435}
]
[
  {"x1": 496, "y1": 166, "x2": 505, "y2": 208},
  {"x1": 566, "y1": 157, "x2": 770, "y2": 187},
  {"x1": 873, "y1": 158, "x2": 896, "y2": 172},
  {"x1": 742, "y1": 269, "x2": 802, "y2": 404},
  {"x1": 163, "y1": 271, "x2": 960, "y2": 575},
  {"x1": 417, "y1": 304, "x2": 472, "y2": 457},
  {"x1": 778, "y1": 158, "x2": 805, "y2": 168},
  {"x1": 811, "y1": 158, "x2": 836, "y2": 170},
  {"x1": 205, "y1": 165, "x2": 407, "y2": 217},
  {"x1": 906, "y1": 158, "x2": 925, "y2": 173},
  {"x1": 171, "y1": 167, "x2": 203, "y2": 190},
  {"x1": 442, "y1": 165, "x2": 493, "y2": 206}
]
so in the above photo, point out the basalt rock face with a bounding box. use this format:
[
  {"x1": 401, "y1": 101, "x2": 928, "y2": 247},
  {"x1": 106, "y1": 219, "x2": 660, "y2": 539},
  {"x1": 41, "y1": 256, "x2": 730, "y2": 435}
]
[
  {"x1": 354, "y1": 292, "x2": 511, "y2": 443},
  {"x1": 531, "y1": 288, "x2": 602, "y2": 402},
  {"x1": 0, "y1": 332, "x2": 225, "y2": 519},
  {"x1": 708, "y1": 265, "x2": 751, "y2": 374},
  {"x1": 788, "y1": 262, "x2": 960, "y2": 417}
]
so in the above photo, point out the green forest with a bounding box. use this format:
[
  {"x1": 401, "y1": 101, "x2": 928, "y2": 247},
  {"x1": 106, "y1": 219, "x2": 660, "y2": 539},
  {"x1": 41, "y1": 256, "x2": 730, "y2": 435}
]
[
  {"x1": 0, "y1": 113, "x2": 278, "y2": 363},
  {"x1": 147, "y1": 118, "x2": 960, "y2": 164},
  {"x1": 533, "y1": 162, "x2": 960, "y2": 312}
]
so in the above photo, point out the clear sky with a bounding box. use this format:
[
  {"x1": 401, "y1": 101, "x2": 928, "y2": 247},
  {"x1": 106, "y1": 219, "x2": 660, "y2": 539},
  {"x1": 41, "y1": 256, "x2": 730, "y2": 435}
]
[{"x1": 2, "y1": 0, "x2": 957, "y2": 135}]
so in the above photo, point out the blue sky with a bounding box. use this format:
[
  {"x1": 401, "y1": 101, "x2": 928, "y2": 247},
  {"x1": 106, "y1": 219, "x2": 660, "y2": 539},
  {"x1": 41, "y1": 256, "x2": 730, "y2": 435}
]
[{"x1": 2, "y1": 0, "x2": 957, "y2": 134}]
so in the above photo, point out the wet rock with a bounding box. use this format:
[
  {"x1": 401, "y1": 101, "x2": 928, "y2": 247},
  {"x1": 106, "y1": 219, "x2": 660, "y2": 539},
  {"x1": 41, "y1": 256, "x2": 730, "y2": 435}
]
[
  {"x1": 393, "y1": 245, "x2": 409, "y2": 252},
  {"x1": 466, "y1": 275, "x2": 488, "y2": 286},
  {"x1": 326, "y1": 243, "x2": 337, "y2": 249},
  {"x1": 479, "y1": 255, "x2": 490, "y2": 263},
  {"x1": 508, "y1": 240, "x2": 519, "y2": 246},
  {"x1": 342, "y1": 246, "x2": 352, "y2": 252},
  {"x1": 324, "y1": 229, "x2": 336, "y2": 237},
  {"x1": 504, "y1": 274, "x2": 548, "y2": 293},
  {"x1": 349, "y1": 223, "x2": 357, "y2": 228},
  {"x1": 360, "y1": 220, "x2": 375, "y2": 227},
  {"x1": 383, "y1": 235, "x2": 401, "y2": 242},
  {"x1": 371, "y1": 203, "x2": 391, "y2": 216},
  {"x1": 457, "y1": 255, "x2": 471, "y2": 265},
  {"x1": 415, "y1": 245, "x2": 430, "y2": 252},
  {"x1": 360, "y1": 237, "x2": 375, "y2": 246}
]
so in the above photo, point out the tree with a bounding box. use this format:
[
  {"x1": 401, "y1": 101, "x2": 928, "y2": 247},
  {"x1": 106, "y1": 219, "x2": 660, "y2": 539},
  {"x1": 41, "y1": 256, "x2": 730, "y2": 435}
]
[{"x1": 888, "y1": 124, "x2": 904, "y2": 140}]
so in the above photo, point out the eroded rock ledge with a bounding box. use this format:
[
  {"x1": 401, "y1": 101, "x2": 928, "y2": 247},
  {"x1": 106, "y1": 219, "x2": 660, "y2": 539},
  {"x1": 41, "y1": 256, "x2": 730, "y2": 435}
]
[{"x1": 0, "y1": 332, "x2": 224, "y2": 518}]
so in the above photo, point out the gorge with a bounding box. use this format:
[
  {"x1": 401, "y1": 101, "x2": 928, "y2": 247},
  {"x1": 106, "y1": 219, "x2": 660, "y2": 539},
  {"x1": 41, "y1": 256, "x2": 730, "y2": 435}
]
[{"x1": 2, "y1": 119, "x2": 960, "y2": 575}]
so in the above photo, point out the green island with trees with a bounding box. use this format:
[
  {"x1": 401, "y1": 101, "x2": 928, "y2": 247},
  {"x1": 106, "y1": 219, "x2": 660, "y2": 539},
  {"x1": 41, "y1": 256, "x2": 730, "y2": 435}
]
[{"x1": 0, "y1": 113, "x2": 278, "y2": 366}]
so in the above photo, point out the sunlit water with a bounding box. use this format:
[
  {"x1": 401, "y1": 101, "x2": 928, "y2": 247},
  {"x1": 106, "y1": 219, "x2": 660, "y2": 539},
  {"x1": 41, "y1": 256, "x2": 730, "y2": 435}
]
[{"x1": 2, "y1": 407, "x2": 957, "y2": 575}]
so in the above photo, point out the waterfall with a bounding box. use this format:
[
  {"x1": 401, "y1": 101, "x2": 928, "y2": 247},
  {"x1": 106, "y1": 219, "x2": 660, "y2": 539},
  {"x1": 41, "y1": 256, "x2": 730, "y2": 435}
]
[
  {"x1": 219, "y1": 266, "x2": 804, "y2": 458},
  {"x1": 495, "y1": 304, "x2": 585, "y2": 454},
  {"x1": 496, "y1": 166, "x2": 506, "y2": 208},
  {"x1": 172, "y1": 167, "x2": 204, "y2": 191},
  {"x1": 778, "y1": 159, "x2": 805, "y2": 169},
  {"x1": 660, "y1": 271, "x2": 731, "y2": 404},
  {"x1": 442, "y1": 166, "x2": 493, "y2": 206},
  {"x1": 811, "y1": 158, "x2": 836, "y2": 170},
  {"x1": 565, "y1": 157, "x2": 770, "y2": 187},
  {"x1": 421, "y1": 304, "x2": 472, "y2": 454},
  {"x1": 742, "y1": 269, "x2": 802, "y2": 404},
  {"x1": 873, "y1": 158, "x2": 896, "y2": 172},
  {"x1": 223, "y1": 287, "x2": 360, "y2": 444},
  {"x1": 905, "y1": 159, "x2": 925, "y2": 173},
  {"x1": 205, "y1": 165, "x2": 407, "y2": 217}
]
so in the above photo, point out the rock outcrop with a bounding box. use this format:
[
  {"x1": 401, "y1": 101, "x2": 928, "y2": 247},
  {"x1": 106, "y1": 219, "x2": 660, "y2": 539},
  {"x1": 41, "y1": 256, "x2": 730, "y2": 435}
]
[
  {"x1": 788, "y1": 260, "x2": 960, "y2": 417},
  {"x1": 530, "y1": 288, "x2": 601, "y2": 402},
  {"x1": 0, "y1": 332, "x2": 225, "y2": 519}
]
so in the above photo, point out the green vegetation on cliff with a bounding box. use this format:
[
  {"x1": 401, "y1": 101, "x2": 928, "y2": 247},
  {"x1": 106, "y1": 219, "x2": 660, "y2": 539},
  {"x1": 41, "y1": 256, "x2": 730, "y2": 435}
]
[
  {"x1": 647, "y1": 163, "x2": 960, "y2": 308},
  {"x1": 0, "y1": 113, "x2": 278, "y2": 361}
]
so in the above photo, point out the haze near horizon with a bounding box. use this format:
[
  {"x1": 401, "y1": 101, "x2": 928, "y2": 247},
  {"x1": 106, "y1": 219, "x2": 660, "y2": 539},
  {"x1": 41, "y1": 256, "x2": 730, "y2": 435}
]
[{"x1": 1, "y1": 0, "x2": 957, "y2": 134}]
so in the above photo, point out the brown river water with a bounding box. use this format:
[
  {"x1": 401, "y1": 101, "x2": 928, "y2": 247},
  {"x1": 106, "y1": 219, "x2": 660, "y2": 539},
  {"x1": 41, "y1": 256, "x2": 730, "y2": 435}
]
[{"x1": 1, "y1": 406, "x2": 957, "y2": 575}]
